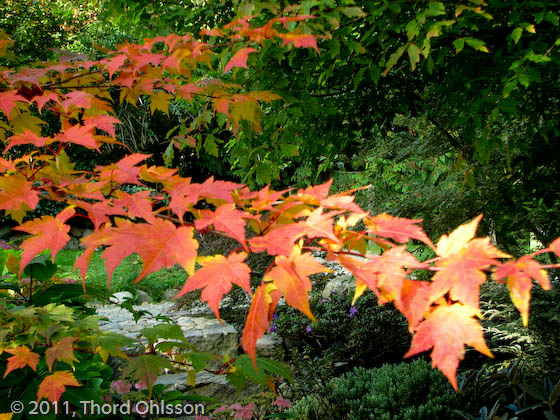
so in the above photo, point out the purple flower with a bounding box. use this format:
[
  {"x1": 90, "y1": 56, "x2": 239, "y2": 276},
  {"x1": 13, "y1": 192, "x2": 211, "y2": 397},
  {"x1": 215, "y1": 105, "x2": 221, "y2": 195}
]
[
  {"x1": 305, "y1": 325, "x2": 312, "y2": 333},
  {"x1": 272, "y1": 312, "x2": 278, "y2": 320},
  {"x1": 321, "y1": 299, "x2": 328, "y2": 303},
  {"x1": 349, "y1": 306, "x2": 358, "y2": 318},
  {"x1": 269, "y1": 324, "x2": 276, "y2": 333}
]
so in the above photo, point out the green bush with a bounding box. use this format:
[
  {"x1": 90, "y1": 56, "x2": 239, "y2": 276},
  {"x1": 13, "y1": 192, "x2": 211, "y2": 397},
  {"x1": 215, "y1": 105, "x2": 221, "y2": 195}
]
[
  {"x1": 290, "y1": 359, "x2": 461, "y2": 420},
  {"x1": 273, "y1": 289, "x2": 410, "y2": 369}
]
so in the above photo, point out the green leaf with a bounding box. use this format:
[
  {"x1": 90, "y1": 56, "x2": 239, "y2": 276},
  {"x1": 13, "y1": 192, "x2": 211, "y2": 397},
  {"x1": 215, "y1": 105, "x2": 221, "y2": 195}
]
[
  {"x1": 518, "y1": 73, "x2": 530, "y2": 87},
  {"x1": 427, "y1": 2, "x2": 445, "y2": 17},
  {"x1": 234, "y1": 355, "x2": 293, "y2": 387},
  {"x1": 279, "y1": 143, "x2": 299, "y2": 156},
  {"x1": 465, "y1": 37, "x2": 489, "y2": 52},
  {"x1": 204, "y1": 135, "x2": 219, "y2": 157},
  {"x1": 510, "y1": 27, "x2": 523, "y2": 44},
  {"x1": 340, "y1": 7, "x2": 366, "y2": 18},
  {"x1": 383, "y1": 45, "x2": 406, "y2": 77},
  {"x1": 406, "y1": 20, "x2": 419, "y2": 40},
  {"x1": 32, "y1": 283, "x2": 95, "y2": 306},
  {"x1": 121, "y1": 354, "x2": 173, "y2": 396},
  {"x1": 187, "y1": 352, "x2": 216, "y2": 371},
  {"x1": 369, "y1": 64, "x2": 381, "y2": 85},
  {"x1": 163, "y1": 142, "x2": 174, "y2": 167},
  {"x1": 453, "y1": 38, "x2": 465, "y2": 54},
  {"x1": 141, "y1": 323, "x2": 187, "y2": 345},
  {"x1": 256, "y1": 162, "x2": 272, "y2": 184},
  {"x1": 407, "y1": 44, "x2": 421, "y2": 71}
]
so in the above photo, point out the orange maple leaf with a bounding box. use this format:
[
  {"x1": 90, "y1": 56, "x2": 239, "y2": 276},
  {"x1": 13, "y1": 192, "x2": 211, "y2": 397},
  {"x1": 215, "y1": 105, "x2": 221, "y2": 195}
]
[
  {"x1": 365, "y1": 213, "x2": 434, "y2": 248},
  {"x1": 241, "y1": 282, "x2": 277, "y2": 365},
  {"x1": 431, "y1": 218, "x2": 510, "y2": 311},
  {"x1": 114, "y1": 190, "x2": 156, "y2": 223},
  {"x1": 45, "y1": 337, "x2": 78, "y2": 371},
  {"x1": 395, "y1": 279, "x2": 431, "y2": 333},
  {"x1": 0, "y1": 90, "x2": 28, "y2": 120},
  {"x1": 15, "y1": 206, "x2": 75, "y2": 275},
  {"x1": 55, "y1": 124, "x2": 99, "y2": 150},
  {"x1": 367, "y1": 246, "x2": 427, "y2": 306},
  {"x1": 405, "y1": 302, "x2": 493, "y2": 390},
  {"x1": 60, "y1": 91, "x2": 93, "y2": 113},
  {"x1": 224, "y1": 47, "x2": 258, "y2": 73},
  {"x1": 195, "y1": 204, "x2": 249, "y2": 249},
  {"x1": 37, "y1": 371, "x2": 81, "y2": 402},
  {"x1": 3, "y1": 346, "x2": 40, "y2": 378},
  {"x1": 278, "y1": 33, "x2": 319, "y2": 53},
  {"x1": 98, "y1": 153, "x2": 151, "y2": 185},
  {"x1": 0, "y1": 173, "x2": 40, "y2": 217},
  {"x1": 265, "y1": 243, "x2": 330, "y2": 321},
  {"x1": 494, "y1": 256, "x2": 551, "y2": 326},
  {"x1": 77, "y1": 218, "x2": 198, "y2": 285},
  {"x1": 248, "y1": 223, "x2": 307, "y2": 256},
  {"x1": 549, "y1": 237, "x2": 560, "y2": 257},
  {"x1": 4, "y1": 129, "x2": 50, "y2": 152},
  {"x1": 175, "y1": 252, "x2": 251, "y2": 322}
]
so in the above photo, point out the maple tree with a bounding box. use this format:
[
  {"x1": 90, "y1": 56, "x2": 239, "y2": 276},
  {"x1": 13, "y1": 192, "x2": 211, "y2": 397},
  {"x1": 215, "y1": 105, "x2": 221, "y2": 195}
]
[{"x1": 0, "y1": 6, "x2": 559, "y2": 412}]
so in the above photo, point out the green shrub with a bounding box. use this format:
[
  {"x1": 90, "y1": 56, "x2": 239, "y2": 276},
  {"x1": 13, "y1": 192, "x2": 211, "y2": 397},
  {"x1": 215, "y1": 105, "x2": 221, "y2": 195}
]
[
  {"x1": 290, "y1": 359, "x2": 461, "y2": 420},
  {"x1": 273, "y1": 290, "x2": 410, "y2": 369}
]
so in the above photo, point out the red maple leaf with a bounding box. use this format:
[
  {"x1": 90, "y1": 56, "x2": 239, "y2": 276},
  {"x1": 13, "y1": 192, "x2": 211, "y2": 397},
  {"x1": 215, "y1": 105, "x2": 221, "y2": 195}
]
[
  {"x1": 37, "y1": 371, "x2": 80, "y2": 402},
  {"x1": 265, "y1": 243, "x2": 330, "y2": 320},
  {"x1": 3, "y1": 346, "x2": 40, "y2": 378},
  {"x1": 15, "y1": 206, "x2": 75, "y2": 274},
  {"x1": 405, "y1": 302, "x2": 493, "y2": 390},
  {"x1": 175, "y1": 252, "x2": 251, "y2": 322},
  {"x1": 494, "y1": 256, "x2": 551, "y2": 326},
  {"x1": 224, "y1": 47, "x2": 258, "y2": 73}
]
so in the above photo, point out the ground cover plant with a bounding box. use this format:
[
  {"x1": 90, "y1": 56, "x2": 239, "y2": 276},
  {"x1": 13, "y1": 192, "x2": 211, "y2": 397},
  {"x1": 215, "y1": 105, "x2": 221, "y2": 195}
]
[{"x1": 1, "y1": 1, "x2": 560, "y2": 419}]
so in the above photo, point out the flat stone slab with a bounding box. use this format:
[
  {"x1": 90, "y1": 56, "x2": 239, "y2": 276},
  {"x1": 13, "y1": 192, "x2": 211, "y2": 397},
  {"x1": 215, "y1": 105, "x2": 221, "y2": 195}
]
[{"x1": 96, "y1": 302, "x2": 238, "y2": 357}]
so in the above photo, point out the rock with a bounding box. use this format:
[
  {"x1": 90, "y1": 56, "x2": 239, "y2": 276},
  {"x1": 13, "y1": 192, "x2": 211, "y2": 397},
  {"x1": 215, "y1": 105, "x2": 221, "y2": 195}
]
[
  {"x1": 96, "y1": 302, "x2": 239, "y2": 368},
  {"x1": 256, "y1": 334, "x2": 283, "y2": 358},
  {"x1": 321, "y1": 274, "x2": 354, "y2": 299},
  {"x1": 70, "y1": 225, "x2": 84, "y2": 237},
  {"x1": 64, "y1": 237, "x2": 81, "y2": 250},
  {"x1": 136, "y1": 290, "x2": 152, "y2": 304},
  {"x1": 110, "y1": 291, "x2": 134, "y2": 304},
  {"x1": 82, "y1": 228, "x2": 94, "y2": 238},
  {"x1": 162, "y1": 288, "x2": 179, "y2": 301}
]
